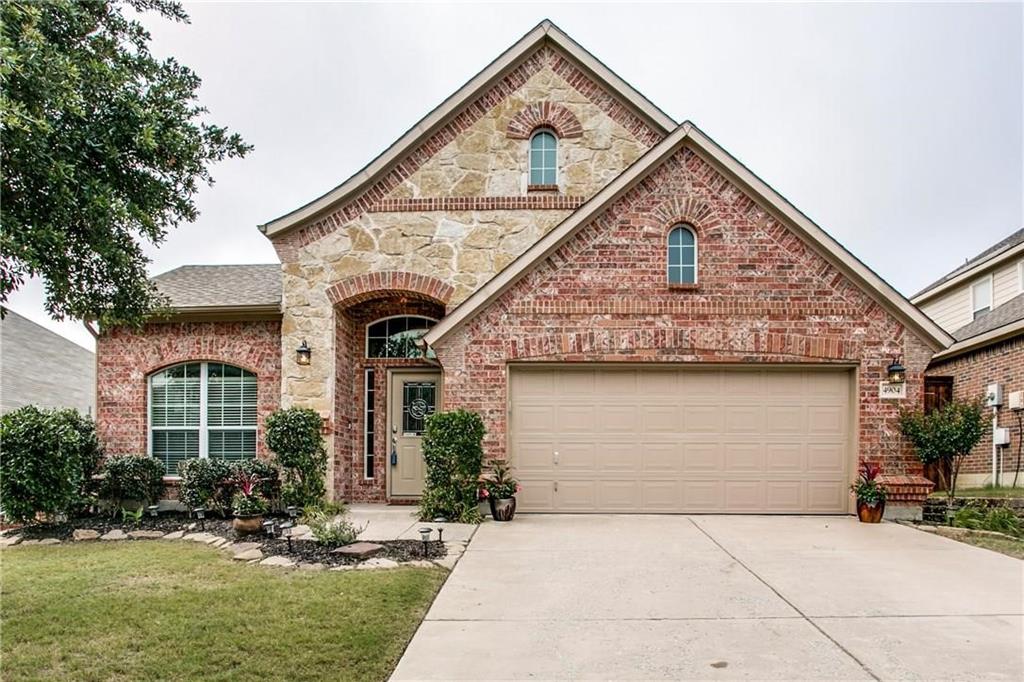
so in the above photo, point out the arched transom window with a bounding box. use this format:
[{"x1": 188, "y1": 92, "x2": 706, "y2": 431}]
[
  {"x1": 667, "y1": 224, "x2": 697, "y2": 285},
  {"x1": 529, "y1": 129, "x2": 557, "y2": 185},
  {"x1": 366, "y1": 316, "x2": 438, "y2": 358},
  {"x1": 149, "y1": 362, "x2": 257, "y2": 473}
]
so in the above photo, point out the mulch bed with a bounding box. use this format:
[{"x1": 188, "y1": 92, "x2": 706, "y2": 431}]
[
  {"x1": 17, "y1": 513, "x2": 238, "y2": 540},
  {"x1": 262, "y1": 538, "x2": 445, "y2": 566}
]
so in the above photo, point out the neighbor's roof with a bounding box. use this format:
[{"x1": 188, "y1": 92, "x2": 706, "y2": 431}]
[
  {"x1": 951, "y1": 292, "x2": 1024, "y2": 342},
  {"x1": 912, "y1": 227, "x2": 1024, "y2": 303},
  {"x1": 423, "y1": 121, "x2": 955, "y2": 352},
  {"x1": 258, "y1": 19, "x2": 676, "y2": 238},
  {"x1": 151, "y1": 264, "x2": 281, "y2": 313}
]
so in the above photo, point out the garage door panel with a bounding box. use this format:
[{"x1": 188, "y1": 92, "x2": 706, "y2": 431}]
[{"x1": 509, "y1": 367, "x2": 852, "y2": 514}]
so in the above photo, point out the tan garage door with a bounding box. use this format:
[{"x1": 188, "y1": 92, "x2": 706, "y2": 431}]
[{"x1": 509, "y1": 366, "x2": 853, "y2": 514}]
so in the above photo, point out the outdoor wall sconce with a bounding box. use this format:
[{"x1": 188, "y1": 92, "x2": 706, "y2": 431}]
[
  {"x1": 296, "y1": 340, "x2": 312, "y2": 365},
  {"x1": 887, "y1": 356, "x2": 906, "y2": 384}
]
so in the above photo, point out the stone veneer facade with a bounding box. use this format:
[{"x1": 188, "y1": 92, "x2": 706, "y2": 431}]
[
  {"x1": 430, "y1": 144, "x2": 937, "y2": 508},
  {"x1": 927, "y1": 334, "x2": 1024, "y2": 485}
]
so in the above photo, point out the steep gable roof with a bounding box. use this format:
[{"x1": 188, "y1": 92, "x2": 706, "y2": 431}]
[
  {"x1": 912, "y1": 227, "x2": 1024, "y2": 303},
  {"x1": 152, "y1": 264, "x2": 281, "y2": 312},
  {"x1": 258, "y1": 20, "x2": 675, "y2": 239},
  {"x1": 424, "y1": 122, "x2": 954, "y2": 351}
]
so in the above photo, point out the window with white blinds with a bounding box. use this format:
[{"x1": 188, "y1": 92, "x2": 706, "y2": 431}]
[{"x1": 149, "y1": 362, "x2": 257, "y2": 473}]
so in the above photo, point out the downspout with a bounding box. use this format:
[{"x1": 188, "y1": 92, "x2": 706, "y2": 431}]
[{"x1": 992, "y1": 405, "x2": 1000, "y2": 487}]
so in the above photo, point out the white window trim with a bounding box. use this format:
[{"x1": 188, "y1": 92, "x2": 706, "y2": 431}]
[
  {"x1": 147, "y1": 361, "x2": 257, "y2": 473},
  {"x1": 364, "y1": 315, "x2": 439, "y2": 358},
  {"x1": 971, "y1": 273, "x2": 994, "y2": 317},
  {"x1": 667, "y1": 224, "x2": 698, "y2": 285},
  {"x1": 364, "y1": 367, "x2": 375, "y2": 480},
  {"x1": 1018, "y1": 260, "x2": 1023, "y2": 296},
  {"x1": 528, "y1": 128, "x2": 558, "y2": 186}
]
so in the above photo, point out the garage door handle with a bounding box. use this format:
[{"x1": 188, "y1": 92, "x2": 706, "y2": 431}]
[{"x1": 553, "y1": 450, "x2": 559, "y2": 465}]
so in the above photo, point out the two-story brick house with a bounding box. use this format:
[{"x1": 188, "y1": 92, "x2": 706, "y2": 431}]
[
  {"x1": 97, "y1": 21, "x2": 956, "y2": 516},
  {"x1": 916, "y1": 229, "x2": 1024, "y2": 488}
]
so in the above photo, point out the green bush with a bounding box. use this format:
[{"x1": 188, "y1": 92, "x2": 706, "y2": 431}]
[
  {"x1": 265, "y1": 408, "x2": 326, "y2": 508},
  {"x1": 418, "y1": 409, "x2": 485, "y2": 523},
  {"x1": 236, "y1": 458, "x2": 280, "y2": 503},
  {"x1": 177, "y1": 458, "x2": 233, "y2": 514},
  {"x1": 307, "y1": 507, "x2": 364, "y2": 547},
  {"x1": 0, "y1": 406, "x2": 103, "y2": 522},
  {"x1": 98, "y1": 456, "x2": 165, "y2": 513},
  {"x1": 983, "y1": 506, "x2": 1022, "y2": 537},
  {"x1": 952, "y1": 504, "x2": 985, "y2": 530},
  {"x1": 900, "y1": 398, "x2": 986, "y2": 500}
]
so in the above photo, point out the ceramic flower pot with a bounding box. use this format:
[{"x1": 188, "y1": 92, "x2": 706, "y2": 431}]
[
  {"x1": 489, "y1": 497, "x2": 516, "y2": 522},
  {"x1": 856, "y1": 499, "x2": 885, "y2": 523},
  {"x1": 232, "y1": 514, "x2": 264, "y2": 535}
]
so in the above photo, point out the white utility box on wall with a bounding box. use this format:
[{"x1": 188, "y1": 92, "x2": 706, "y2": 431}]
[
  {"x1": 1009, "y1": 390, "x2": 1024, "y2": 412},
  {"x1": 987, "y1": 383, "x2": 1003, "y2": 407},
  {"x1": 994, "y1": 427, "x2": 1011, "y2": 447}
]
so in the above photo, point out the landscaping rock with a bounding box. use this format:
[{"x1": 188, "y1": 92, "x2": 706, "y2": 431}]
[
  {"x1": 233, "y1": 548, "x2": 263, "y2": 561},
  {"x1": 0, "y1": 535, "x2": 23, "y2": 547},
  {"x1": 22, "y1": 538, "x2": 61, "y2": 546},
  {"x1": 403, "y1": 560, "x2": 436, "y2": 568},
  {"x1": 329, "y1": 564, "x2": 356, "y2": 571},
  {"x1": 164, "y1": 530, "x2": 185, "y2": 540},
  {"x1": 183, "y1": 532, "x2": 220, "y2": 544},
  {"x1": 209, "y1": 538, "x2": 229, "y2": 548},
  {"x1": 357, "y1": 558, "x2": 399, "y2": 570},
  {"x1": 225, "y1": 542, "x2": 261, "y2": 555},
  {"x1": 331, "y1": 542, "x2": 384, "y2": 559},
  {"x1": 433, "y1": 555, "x2": 460, "y2": 570},
  {"x1": 73, "y1": 529, "x2": 100, "y2": 541},
  {"x1": 288, "y1": 524, "x2": 311, "y2": 537},
  {"x1": 101, "y1": 529, "x2": 128, "y2": 541},
  {"x1": 259, "y1": 555, "x2": 296, "y2": 568},
  {"x1": 128, "y1": 530, "x2": 164, "y2": 539},
  {"x1": 299, "y1": 562, "x2": 326, "y2": 571}
]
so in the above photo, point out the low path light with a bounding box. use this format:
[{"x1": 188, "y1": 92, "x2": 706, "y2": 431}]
[
  {"x1": 194, "y1": 507, "x2": 206, "y2": 531},
  {"x1": 419, "y1": 527, "x2": 433, "y2": 557}
]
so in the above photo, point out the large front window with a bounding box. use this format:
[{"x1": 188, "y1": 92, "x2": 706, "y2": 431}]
[
  {"x1": 366, "y1": 316, "x2": 437, "y2": 358},
  {"x1": 149, "y1": 362, "x2": 257, "y2": 473}
]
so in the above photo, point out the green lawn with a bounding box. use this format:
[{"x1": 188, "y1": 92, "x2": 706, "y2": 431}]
[
  {"x1": 1, "y1": 541, "x2": 446, "y2": 681},
  {"x1": 934, "y1": 486, "x2": 1024, "y2": 499},
  {"x1": 955, "y1": 532, "x2": 1024, "y2": 560}
]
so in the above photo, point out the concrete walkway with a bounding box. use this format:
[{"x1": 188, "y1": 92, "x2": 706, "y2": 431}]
[
  {"x1": 347, "y1": 504, "x2": 477, "y2": 543},
  {"x1": 391, "y1": 515, "x2": 1023, "y2": 680}
]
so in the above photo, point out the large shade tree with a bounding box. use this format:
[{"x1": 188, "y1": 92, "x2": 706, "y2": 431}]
[{"x1": 1, "y1": 0, "x2": 250, "y2": 326}]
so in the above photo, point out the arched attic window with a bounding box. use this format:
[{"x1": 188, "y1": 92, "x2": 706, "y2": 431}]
[
  {"x1": 529, "y1": 129, "x2": 558, "y2": 186},
  {"x1": 667, "y1": 224, "x2": 697, "y2": 285}
]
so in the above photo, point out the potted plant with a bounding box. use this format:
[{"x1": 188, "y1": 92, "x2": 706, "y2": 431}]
[
  {"x1": 851, "y1": 462, "x2": 887, "y2": 523},
  {"x1": 231, "y1": 473, "x2": 268, "y2": 534},
  {"x1": 480, "y1": 461, "x2": 520, "y2": 522}
]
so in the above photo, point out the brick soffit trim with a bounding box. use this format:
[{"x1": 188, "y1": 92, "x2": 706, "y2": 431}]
[{"x1": 258, "y1": 20, "x2": 675, "y2": 245}]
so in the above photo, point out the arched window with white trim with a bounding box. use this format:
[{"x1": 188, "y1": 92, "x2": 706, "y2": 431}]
[
  {"x1": 529, "y1": 129, "x2": 557, "y2": 185},
  {"x1": 667, "y1": 224, "x2": 697, "y2": 285},
  {"x1": 365, "y1": 316, "x2": 438, "y2": 358},
  {"x1": 148, "y1": 362, "x2": 257, "y2": 473}
]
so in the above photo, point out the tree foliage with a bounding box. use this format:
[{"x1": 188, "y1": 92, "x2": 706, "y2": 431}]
[
  {"x1": 419, "y1": 410, "x2": 485, "y2": 523},
  {"x1": 265, "y1": 408, "x2": 327, "y2": 508},
  {"x1": 900, "y1": 398, "x2": 986, "y2": 501},
  {"x1": 0, "y1": 0, "x2": 251, "y2": 326},
  {"x1": 0, "y1": 406, "x2": 103, "y2": 522}
]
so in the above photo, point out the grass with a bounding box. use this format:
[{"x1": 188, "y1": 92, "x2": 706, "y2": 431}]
[
  {"x1": 1, "y1": 541, "x2": 446, "y2": 681},
  {"x1": 947, "y1": 531, "x2": 1024, "y2": 560},
  {"x1": 930, "y1": 485, "x2": 1024, "y2": 499}
]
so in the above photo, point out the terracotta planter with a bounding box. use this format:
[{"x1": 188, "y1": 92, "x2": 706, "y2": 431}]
[
  {"x1": 856, "y1": 499, "x2": 885, "y2": 523},
  {"x1": 489, "y1": 497, "x2": 517, "y2": 522},
  {"x1": 232, "y1": 514, "x2": 264, "y2": 535}
]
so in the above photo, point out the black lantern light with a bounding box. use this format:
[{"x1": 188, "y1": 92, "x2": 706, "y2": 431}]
[
  {"x1": 296, "y1": 340, "x2": 312, "y2": 366},
  {"x1": 419, "y1": 527, "x2": 433, "y2": 557},
  {"x1": 194, "y1": 506, "x2": 206, "y2": 531},
  {"x1": 280, "y1": 520, "x2": 295, "y2": 553},
  {"x1": 262, "y1": 520, "x2": 277, "y2": 538},
  {"x1": 886, "y1": 356, "x2": 906, "y2": 384},
  {"x1": 436, "y1": 527, "x2": 444, "y2": 544}
]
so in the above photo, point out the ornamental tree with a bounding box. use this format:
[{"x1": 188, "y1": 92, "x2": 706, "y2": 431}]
[
  {"x1": 900, "y1": 398, "x2": 986, "y2": 501},
  {"x1": 0, "y1": 0, "x2": 250, "y2": 326}
]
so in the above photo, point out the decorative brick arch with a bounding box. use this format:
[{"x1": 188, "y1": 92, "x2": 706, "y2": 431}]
[
  {"x1": 327, "y1": 271, "x2": 455, "y2": 309},
  {"x1": 651, "y1": 196, "x2": 723, "y2": 238},
  {"x1": 506, "y1": 102, "x2": 583, "y2": 139}
]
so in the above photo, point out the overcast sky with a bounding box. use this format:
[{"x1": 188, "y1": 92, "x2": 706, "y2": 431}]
[{"x1": 6, "y1": 1, "x2": 1022, "y2": 350}]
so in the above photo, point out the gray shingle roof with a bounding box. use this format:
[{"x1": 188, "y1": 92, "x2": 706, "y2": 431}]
[
  {"x1": 951, "y1": 292, "x2": 1024, "y2": 341},
  {"x1": 914, "y1": 228, "x2": 1024, "y2": 299},
  {"x1": 151, "y1": 264, "x2": 281, "y2": 310}
]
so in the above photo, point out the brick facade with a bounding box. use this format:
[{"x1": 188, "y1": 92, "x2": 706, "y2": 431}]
[
  {"x1": 926, "y1": 334, "x2": 1024, "y2": 482},
  {"x1": 96, "y1": 320, "x2": 281, "y2": 463},
  {"x1": 432, "y1": 145, "x2": 936, "y2": 494}
]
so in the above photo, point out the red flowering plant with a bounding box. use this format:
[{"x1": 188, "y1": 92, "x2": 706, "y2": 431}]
[
  {"x1": 232, "y1": 472, "x2": 268, "y2": 517},
  {"x1": 479, "y1": 461, "x2": 520, "y2": 500},
  {"x1": 850, "y1": 462, "x2": 886, "y2": 506}
]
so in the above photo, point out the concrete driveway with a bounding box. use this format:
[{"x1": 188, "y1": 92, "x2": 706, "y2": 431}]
[{"x1": 391, "y1": 515, "x2": 1023, "y2": 680}]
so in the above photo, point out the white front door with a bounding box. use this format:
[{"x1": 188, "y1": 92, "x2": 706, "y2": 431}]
[{"x1": 388, "y1": 371, "x2": 442, "y2": 498}]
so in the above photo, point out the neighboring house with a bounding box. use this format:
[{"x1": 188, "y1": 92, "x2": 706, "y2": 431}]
[
  {"x1": 96, "y1": 21, "x2": 956, "y2": 517},
  {"x1": 914, "y1": 228, "x2": 1024, "y2": 488},
  {"x1": 1, "y1": 308, "x2": 96, "y2": 416}
]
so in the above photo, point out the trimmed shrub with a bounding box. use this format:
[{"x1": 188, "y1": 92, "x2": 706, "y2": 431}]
[
  {"x1": 98, "y1": 456, "x2": 165, "y2": 513},
  {"x1": 418, "y1": 409, "x2": 485, "y2": 523},
  {"x1": 177, "y1": 458, "x2": 233, "y2": 514},
  {"x1": 0, "y1": 406, "x2": 103, "y2": 522},
  {"x1": 307, "y1": 506, "x2": 364, "y2": 547},
  {"x1": 265, "y1": 408, "x2": 326, "y2": 508},
  {"x1": 900, "y1": 398, "x2": 986, "y2": 500}
]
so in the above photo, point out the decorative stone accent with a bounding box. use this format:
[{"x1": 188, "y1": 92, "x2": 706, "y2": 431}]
[
  {"x1": 72, "y1": 529, "x2": 100, "y2": 541},
  {"x1": 506, "y1": 102, "x2": 583, "y2": 139},
  {"x1": 329, "y1": 564, "x2": 356, "y2": 572},
  {"x1": 225, "y1": 542, "x2": 261, "y2": 555},
  {"x1": 356, "y1": 557, "x2": 399, "y2": 570},
  {"x1": 100, "y1": 529, "x2": 127, "y2": 541},
  {"x1": 233, "y1": 548, "x2": 263, "y2": 561},
  {"x1": 331, "y1": 542, "x2": 383, "y2": 559},
  {"x1": 183, "y1": 532, "x2": 220, "y2": 544},
  {"x1": 22, "y1": 538, "x2": 61, "y2": 546},
  {"x1": 259, "y1": 555, "x2": 296, "y2": 568},
  {"x1": 0, "y1": 535, "x2": 23, "y2": 547},
  {"x1": 128, "y1": 530, "x2": 165, "y2": 539},
  {"x1": 327, "y1": 272, "x2": 454, "y2": 309},
  {"x1": 163, "y1": 530, "x2": 185, "y2": 540},
  {"x1": 403, "y1": 560, "x2": 437, "y2": 569},
  {"x1": 298, "y1": 562, "x2": 326, "y2": 571}
]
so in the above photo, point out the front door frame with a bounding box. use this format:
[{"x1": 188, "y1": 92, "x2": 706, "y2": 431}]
[{"x1": 385, "y1": 368, "x2": 444, "y2": 500}]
